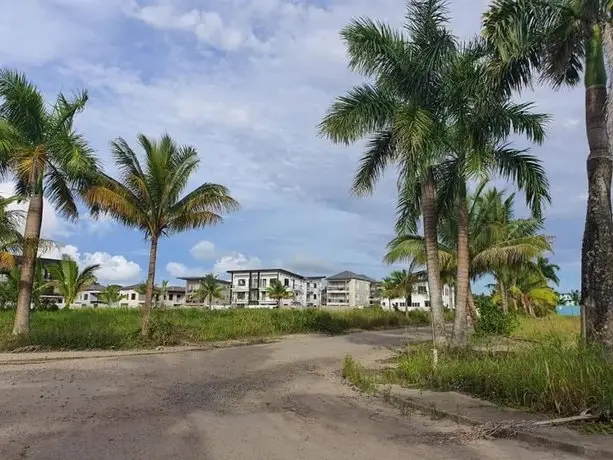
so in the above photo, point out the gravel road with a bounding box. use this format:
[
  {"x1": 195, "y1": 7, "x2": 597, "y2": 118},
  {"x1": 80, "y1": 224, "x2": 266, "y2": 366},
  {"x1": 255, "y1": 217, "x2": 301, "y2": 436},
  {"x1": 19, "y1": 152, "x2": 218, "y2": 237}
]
[{"x1": 0, "y1": 329, "x2": 581, "y2": 459}]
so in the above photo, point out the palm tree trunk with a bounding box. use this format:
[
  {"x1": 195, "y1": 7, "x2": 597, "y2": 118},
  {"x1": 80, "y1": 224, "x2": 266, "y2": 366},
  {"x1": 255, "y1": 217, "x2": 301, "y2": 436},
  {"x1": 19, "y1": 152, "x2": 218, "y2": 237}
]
[
  {"x1": 422, "y1": 169, "x2": 446, "y2": 346},
  {"x1": 13, "y1": 195, "x2": 43, "y2": 335},
  {"x1": 467, "y1": 288, "x2": 477, "y2": 321},
  {"x1": 405, "y1": 293, "x2": 411, "y2": 317},
  {"x1": 499, "y1": 281, "x2": 509, "y2": 314},
  {"x1": 452, "y1": 183, "x2": 469, "y2": 346},
  {"x1": 582, "y1": 25, "x2": 613, "y2": 353},
  {"x1": 142, "y1": 235, "x2": 159, "y2": 336}
]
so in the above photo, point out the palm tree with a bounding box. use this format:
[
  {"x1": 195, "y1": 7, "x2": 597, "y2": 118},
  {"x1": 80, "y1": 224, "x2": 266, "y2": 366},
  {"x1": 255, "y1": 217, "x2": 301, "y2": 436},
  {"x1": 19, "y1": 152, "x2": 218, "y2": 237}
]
[
  {"x1": 318, "y1": 0, "x2": 459, "y2": 346},
  {"x1": 266, "y1": 279, "x2": 293, "y2": 309},
  {"x1": 48, "y1": 257, "x2": 99, "y2": 308},
  {"x1": 482, "y1": 0, "x2": 613, "y2": 349},
  {"x1": 84, "y1": 134, "x2": 239, "y2": 335},
  {"x1": 386, "y1": 262, "x2": 427, "y2": 317},
  {"x1": 158, "y1": 280, "x2": 169, "y2": 308},
  {"x1": 194, "y1": 274, "x2": 224, "y2": 308},
  {"x1": 380, "y1": 277, "x2": 400, "y2": 311},
  {"x1": 98, "y1": 285, "x2": 125, "y2": 307},
  {"x1": 0, "y1": 261, "x2": 51, "y2": 309},
  {"x1": 0, "y1": 70, "x2": 97, "y2": 335},
  {"x1": 0, "y1": 195, "x2": 24, "y2": 269}
]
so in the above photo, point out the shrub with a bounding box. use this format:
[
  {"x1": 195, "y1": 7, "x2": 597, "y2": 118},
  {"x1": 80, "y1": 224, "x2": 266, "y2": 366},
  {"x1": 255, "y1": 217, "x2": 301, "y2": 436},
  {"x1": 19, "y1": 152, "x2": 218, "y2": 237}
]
[{"x1": 474, "y1": 296, "x2": 517, "y2": 337}]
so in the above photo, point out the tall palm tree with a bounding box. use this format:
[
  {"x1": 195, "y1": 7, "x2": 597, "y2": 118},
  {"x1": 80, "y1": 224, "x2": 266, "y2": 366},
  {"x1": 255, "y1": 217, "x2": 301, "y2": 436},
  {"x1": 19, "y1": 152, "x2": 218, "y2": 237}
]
[
  {"x1": 266, "y1": 279, "x2": 293, "y2": 309},
  {"x1": 319, "y1": 0, "x2": 459, "y2": 346},
  {"x1": 0, "y1": 70, "x2": 97, "y2": 334},
  {"x1": 98, "y1": 285, "x2": 125, "y2": 307},
  {"x1": 84, "y1": 134, "x2": 239, "y2": 335},
  {"x1": 482, "y1": 0, "x2": 613, "y2": 350},
  {"x1": 386, "y1": 262, "x2": 427, "y2": 317},
  {"x1": 48, "y1": 257, "x2": 99, "y2": 309},
  {"x1": 194, "y1": 274, "x2": 224, "y2": 309}
]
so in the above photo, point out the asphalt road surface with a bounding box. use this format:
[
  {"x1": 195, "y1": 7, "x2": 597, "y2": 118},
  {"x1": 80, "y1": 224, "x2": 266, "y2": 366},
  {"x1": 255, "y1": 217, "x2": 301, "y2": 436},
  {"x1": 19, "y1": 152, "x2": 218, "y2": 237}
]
[{"x1": 0, "y1": 329, "x2": 581, "y2": 460}]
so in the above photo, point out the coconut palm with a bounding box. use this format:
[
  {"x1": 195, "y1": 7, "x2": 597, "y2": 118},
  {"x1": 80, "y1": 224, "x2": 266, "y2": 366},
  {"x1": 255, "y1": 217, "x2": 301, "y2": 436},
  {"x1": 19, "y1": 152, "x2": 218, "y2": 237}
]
[
  {"x1": 380, "y1": 277, "x2": 401, "y2": 311},
  {"x1": 386, "y1": 262, "x2": 427, "y2": 317},
  {"x1": 194, "y1": 274, "x2": 224, "y2": 309},
  {"x1": 98, "y1": 285, "x2": 125, "y2": 307},
  {"x1": 482, "y1": 0, "x2": 613, "y2": 349},
  {"x1": 318, "y1": 0, "x2": 460, "y2": 345},
  {"x1": 84, "y1": 134, "x2": 239, "y2": 335},
  {"x1": 0, "y1": 260, "x2": 51, "y2": 309},
  {"x1": 0, "y1": 70, "x2": 97, "y2": 334},
  {"x1": 266, "y1": 279, "x2": 293, "y2": 309},
  {"x1": 48, "y1": 257, "x2": 99, "y2": 308},
  {"x1": 0, "y1": 195, "x2": 24, "y2": 269}
]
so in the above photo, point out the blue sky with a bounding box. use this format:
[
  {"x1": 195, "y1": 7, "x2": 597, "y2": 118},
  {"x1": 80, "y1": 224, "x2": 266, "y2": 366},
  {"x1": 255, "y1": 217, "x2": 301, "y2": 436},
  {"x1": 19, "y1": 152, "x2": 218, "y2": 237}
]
[{"x1": 0, "y1": 0, "x2": 585, "y2": 291}]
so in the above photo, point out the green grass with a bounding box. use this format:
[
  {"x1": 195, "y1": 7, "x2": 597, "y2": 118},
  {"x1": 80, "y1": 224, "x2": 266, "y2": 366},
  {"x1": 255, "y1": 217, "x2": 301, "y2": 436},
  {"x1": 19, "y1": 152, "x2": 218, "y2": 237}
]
[
  {"x1": 512, "y1": 315, "x2": 580, "y2": 343},
  {"x1": 341, "y1": 355, "x2": 378, "y2": 393},
  {"x1": 0, "y1": 307, "x2": 430, "y2": 351}
]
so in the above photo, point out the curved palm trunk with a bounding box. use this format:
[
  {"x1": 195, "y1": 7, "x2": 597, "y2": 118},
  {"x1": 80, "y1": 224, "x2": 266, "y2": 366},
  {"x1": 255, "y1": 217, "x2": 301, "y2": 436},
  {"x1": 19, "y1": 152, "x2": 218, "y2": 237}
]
[
  {"x1": 13, "y1": 195, "x2": 43, "y2": 335},
  {"x1": 452, "y1": 183, "x2": 469, "y2": 346},
  {"x1": 582, "y1": 26, "x2": 613, "y2": 353},
  {"x1": 422, "y1": 169, "x2": 446, "y2": 346},
  {"x1": 142, "y1": 235, "x2": 159, "y2": 336}
]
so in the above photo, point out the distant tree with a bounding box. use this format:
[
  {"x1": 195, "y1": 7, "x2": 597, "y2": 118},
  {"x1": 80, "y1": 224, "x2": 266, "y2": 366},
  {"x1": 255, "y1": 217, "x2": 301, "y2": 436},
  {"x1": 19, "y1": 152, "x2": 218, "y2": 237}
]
[
  {"x1": 266, "y1": 279, "x2": 293, "y2": 309},
  {"x1": 194, "y1": 274, "x2": 224, "y2": 309},
  {"x1": 0, "y1": 261, "x2": 51, "y2": 310},
  {"x1": 0, "y1": 195, "x2": 24, "y2": 270},
  {"x1": 380, "y1": 278, "x2": 400, "y2": 311},
  {"x1": 570, "y1": 290, "x2": 581, "y2": 306},
  {"x1": 98, "y1": 285, "x2": 125, "y2": 307},
  {"x1": 386, "y1": 261, "x2": 426, "y2": 317},
  {"x1": 158, "y1": 280, "x2": 169, "y2": 308},
  {"x1": 48, "y1": 257, "x2": 99, "y2": 308}
]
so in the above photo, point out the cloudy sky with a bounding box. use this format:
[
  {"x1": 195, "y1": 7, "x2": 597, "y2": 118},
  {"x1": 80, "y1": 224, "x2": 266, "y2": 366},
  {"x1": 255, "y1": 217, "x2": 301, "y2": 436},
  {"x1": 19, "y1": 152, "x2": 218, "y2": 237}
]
[{"x1": 0, "y1": 0, "x2": 585, "y2": 291}]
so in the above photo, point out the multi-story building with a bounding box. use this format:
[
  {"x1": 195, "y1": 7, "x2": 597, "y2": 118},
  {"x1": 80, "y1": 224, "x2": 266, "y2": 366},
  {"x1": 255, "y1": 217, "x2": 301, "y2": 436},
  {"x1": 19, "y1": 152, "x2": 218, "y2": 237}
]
[
  {"x1": 75, "y1": 284, "x2": 106, "y2": 308},
  {"x1": 228, "y1": 269, "x2": 324, "y2": 308},
  {"x1": 180, "y1": 276, "x2": 231, "y2": 307},
  {"x1": 380, "y1": 281, "x2": 455, "y2": 311},
  {"x1": 117, "y1": 284, "x2": 187, "y2": 308},
  {"x1": 324, "y1": 271, "x2": 374, "y2": 309}
]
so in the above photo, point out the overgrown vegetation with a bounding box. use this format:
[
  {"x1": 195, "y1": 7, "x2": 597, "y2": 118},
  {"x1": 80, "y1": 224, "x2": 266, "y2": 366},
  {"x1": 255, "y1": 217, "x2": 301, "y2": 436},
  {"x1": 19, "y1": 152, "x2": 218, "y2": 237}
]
[
  {"x1": 0, "y1": 308, "x2": 429, "y2": 351},
  {"x1": 473, "y1": 296, "x2": 518, "y2": 337}
]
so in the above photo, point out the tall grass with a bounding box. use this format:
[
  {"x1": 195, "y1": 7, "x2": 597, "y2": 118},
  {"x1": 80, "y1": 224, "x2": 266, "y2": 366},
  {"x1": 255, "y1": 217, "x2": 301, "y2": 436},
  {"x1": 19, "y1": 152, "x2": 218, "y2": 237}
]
[
  {"x1": 393, "y1": 341, "x2": 613, "y2": 417},
  {"x1": 0, "y1": 307, "x2": 429, "y2": 351}
]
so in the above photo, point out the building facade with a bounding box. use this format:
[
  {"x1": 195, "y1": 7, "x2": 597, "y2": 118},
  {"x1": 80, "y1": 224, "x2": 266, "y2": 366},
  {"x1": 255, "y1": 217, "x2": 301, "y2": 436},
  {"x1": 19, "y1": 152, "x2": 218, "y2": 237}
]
[
  {"x1": 228, "y1": 269, "x2": 324, "y2": 308},
  {"x1": 324, "y1": 271, "x2": 374, "y2": 309},
  {"x1": 380, "y1": 281, "x2": 455, "y2": 311},
  {"x1": 180, "y1": 277, "x2": 231, "y2": 307},
  {"x1": 75, "y1": 284, "x2": 106, "y2": 308}
]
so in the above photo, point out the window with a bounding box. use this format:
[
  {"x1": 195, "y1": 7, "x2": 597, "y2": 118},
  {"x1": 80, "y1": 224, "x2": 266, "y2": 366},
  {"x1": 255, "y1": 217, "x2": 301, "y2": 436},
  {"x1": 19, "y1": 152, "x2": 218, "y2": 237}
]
[
  {"x1": 418, "y1": 285, "x2": 427, "y2": 295},
  {"x1": 313, "y1": 283, "x2": 317, "y2": 289},
  {"x1": 236, "y1": 292, "x2": 245, "y2": 300},
  {"x1": 444, "y1": 287, "x2": 449, "y2": 296},
  {"x1": 261, "y1": 279, "x2": 267, "y2": 288},
  {"x1": 131, "y1": 293, "x2": 136, "y2": 300},
  {"x1": 84, "y1": 294, "x2": 88, "y2": 301},
  {"x1": 169, "y1": 294, "x2": 173, "y2": 301},
  {"x1": 292, "y1": 279, "x2": 295, "y2": 288},
  {"x1": 284, "y1": 278, "x2": 289, "y2": 287},
  {"x1": 313, "y1": 294, "x2": 317, "y2": 300},
  {"x1": 399, "y1": 302, "x2": 406, "y2": 307},
  {"x1": 238, "y1": 279, "x2": 246, "y2": 286},
  {"x1": 411, "y1": 302, "x2": 420, "y2": 307},
  {"x1": 425, "y1": 301, "x2": 431, "y2": 307}
]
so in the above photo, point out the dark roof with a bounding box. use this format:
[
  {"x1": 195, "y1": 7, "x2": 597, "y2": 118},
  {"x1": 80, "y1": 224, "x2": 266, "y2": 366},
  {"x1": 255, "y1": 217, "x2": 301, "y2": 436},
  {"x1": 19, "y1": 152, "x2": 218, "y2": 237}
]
[
  {"x1": 119, "y1": 284, "x2": 186, "y2": 291},
  {"x1": 178, "y1": 277, "x2": 231, "y2": 285},
  {"x1": 166, "y1": 285, "x2": 185, "y2": 292},
  {"x1": 305, "y1": 275, "x2": 326, "y2": 280},
  {"x1": 84, "y1": 284, "x2": 106, "y2": 292},
  {"x1": 120, "y1": 284, "x2": 141, "y2": 290},
  {"x1": 327, "y1": 271, "x2": 375, "y2": 282},
  {"x1": 226, "y1": 268, "x2": 305, "y2": 279}
]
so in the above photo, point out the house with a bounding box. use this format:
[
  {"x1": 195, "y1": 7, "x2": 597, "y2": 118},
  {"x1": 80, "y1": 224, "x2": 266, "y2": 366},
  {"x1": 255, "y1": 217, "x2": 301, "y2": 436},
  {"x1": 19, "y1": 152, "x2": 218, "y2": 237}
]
[
  {"x1": 118, "y1": 285, "x2": 143, "y2": 308},
  {"x1": 117, "y1": 284, "x2": 187, "y2": 308},
  {"x1": 75, "y1": 284, "x2": 106, "y2": 308},
  {"x1": 179, "y1": 276, "x2": 231, "y2": 307},
  {"x1": 324, "y1": 271, "x2": 374, "y2": 309},
  {"x1": 158, "y1": 285, "x2": 186, "y2": 307},
  {"x1": 228, "y1": 269, "x2": 324, "y2": 308},
  {"x1": 380, "y1": 281, "x2": 455, "y2": 311},
  {"x1": 1, "y1": 257, "x2": 66, "y2": 308}
]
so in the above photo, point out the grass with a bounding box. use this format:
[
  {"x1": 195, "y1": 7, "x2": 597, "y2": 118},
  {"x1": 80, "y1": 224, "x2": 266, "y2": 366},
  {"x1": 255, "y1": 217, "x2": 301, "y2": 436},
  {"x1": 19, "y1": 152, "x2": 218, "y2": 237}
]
[
  {"x1": 0, "y1": 307, "x2": 430, "y2": 351},
  {"x1": 343, "y1": 314, "x2": 613, "y2": 420},
  {"x1": 341, "y1": 355, "x2": 378, "y2": 393}
]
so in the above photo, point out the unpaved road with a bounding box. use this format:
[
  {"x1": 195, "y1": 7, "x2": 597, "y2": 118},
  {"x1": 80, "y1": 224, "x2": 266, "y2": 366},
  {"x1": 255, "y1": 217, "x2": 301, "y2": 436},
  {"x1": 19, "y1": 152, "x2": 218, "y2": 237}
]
[{"x1": 0, "y1": 329, "x2": 580, "y2": 460}]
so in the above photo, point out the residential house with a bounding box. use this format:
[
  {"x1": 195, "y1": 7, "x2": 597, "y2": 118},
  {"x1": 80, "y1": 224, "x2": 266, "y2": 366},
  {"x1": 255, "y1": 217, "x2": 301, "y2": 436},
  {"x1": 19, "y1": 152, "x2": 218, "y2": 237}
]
[
  {"x1": 180, "y1": 277, "x2": 231, "y2": 307},
  {"x1": 118, "y1": 285, "x2": 143, "y2": 308},
  {"x1": 380, "y1": 281, "x2": 455, "y2": 311},
  {"x1": 75, "y1": 284, "x2": 106, "y2": 308},
  {"x1": 324, "y1": 271, "x2": 374, "y2": 309},
  {"x1": 157, "y1": 285, "x2": 186, "y2": 307},
  {"x1": 117, "y1": 284, "x2": 187, "y2": 308},
  {"x1": 0, "y1": 257, "x2": 65, "y2": 308},
  {"x1": 228, "y1": 269, "x2": 324, "y2": 308}
]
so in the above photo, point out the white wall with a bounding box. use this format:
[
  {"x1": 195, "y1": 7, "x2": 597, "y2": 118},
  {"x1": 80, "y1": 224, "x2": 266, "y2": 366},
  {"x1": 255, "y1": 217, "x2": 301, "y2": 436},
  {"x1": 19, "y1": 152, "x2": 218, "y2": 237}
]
[{"x1": 380, "y1": 282, "x2": 455, "y2": 310}]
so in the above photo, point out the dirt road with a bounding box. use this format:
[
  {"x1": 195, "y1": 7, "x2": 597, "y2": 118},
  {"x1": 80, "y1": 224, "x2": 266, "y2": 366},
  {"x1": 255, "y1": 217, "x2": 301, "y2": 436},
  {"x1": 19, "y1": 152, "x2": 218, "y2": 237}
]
[{"x1": 0, "y1": 329, "x2": 579, "y2": 459}]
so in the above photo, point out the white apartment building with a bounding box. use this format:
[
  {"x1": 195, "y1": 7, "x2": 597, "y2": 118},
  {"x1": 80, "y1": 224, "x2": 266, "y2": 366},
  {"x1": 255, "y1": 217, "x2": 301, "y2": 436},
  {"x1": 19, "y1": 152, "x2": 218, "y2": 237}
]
[
  {"x1": 117, "y1": 284, "x2": 186, "y2": 308},
  {"x1": 324, "y1": 271, "x2": 374, "y2": 309},
  {"x1": 380, "y1": 281, "x2": 455, "y2": 311},
  {"x1": 229, "y1": 269, "x2": 324, "y2": 308},
  {"x1": 75, "y1": 284, "x2": 106, "y2": 308},
  {"x1": 180, "y1": 276, "x2": 231, "y2": 307}
]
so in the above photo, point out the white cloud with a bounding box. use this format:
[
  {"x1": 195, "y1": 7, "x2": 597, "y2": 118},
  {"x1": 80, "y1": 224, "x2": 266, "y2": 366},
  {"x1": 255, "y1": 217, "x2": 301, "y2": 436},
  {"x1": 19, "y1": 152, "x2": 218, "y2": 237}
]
[
  {"x1": 40, "y1": 245, "x2": 142, "y2": 284},
  {"x1": 190, "y1": 240, "x2": 216, "y2": 260},
  {"x1": 81, "y1": 213, "x2": 116, "y2": 235},
  {"x1": 166, "y1": 261, "x2": 206, "y2": 278},
  {"x1": 212, "y1": 252, "x2": 262, "y2": 274}
]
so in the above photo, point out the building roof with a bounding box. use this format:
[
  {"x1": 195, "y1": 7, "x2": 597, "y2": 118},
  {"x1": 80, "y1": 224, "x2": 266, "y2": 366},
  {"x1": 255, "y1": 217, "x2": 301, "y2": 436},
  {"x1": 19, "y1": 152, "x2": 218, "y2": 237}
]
[
  {"x1": 226, "y1": 268, "x2": 305, "y2": 279},
  {"x1": 83, "y1": 283, "x2": 106, "y2": 292},
  {"x1": 305, "y1": 275, "x2": 326, "y2": 280},
  {"x1": 178, "y1": 277, "x2": 231, "y2": 285},
  {"x1": 120, "y1": 284, "x2": 186, "y2": 291},
  {"x1": 327, "y1": 271, "x2": 376, "y2": 282}
]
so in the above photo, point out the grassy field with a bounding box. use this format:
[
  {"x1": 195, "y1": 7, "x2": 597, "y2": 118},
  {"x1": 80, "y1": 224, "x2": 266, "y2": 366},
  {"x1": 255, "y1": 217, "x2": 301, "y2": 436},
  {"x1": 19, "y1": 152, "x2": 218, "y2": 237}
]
[
  {"x1": 343, "y1": 314, "x2": 613, "y2": 419},
  {"x1": 0, "y1": 307, "x2": 430, "y2": 351}
]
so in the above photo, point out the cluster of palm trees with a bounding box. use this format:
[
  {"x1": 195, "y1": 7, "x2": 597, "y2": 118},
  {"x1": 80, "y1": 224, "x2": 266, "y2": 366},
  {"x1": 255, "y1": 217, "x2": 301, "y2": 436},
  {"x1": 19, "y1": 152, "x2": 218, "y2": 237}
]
[
  {"x1": 319, "y1": 0, "x2": 610, "y2": 349},
  {"x1": 0, "y1": 70, "x2": 239, "y2": 336}
]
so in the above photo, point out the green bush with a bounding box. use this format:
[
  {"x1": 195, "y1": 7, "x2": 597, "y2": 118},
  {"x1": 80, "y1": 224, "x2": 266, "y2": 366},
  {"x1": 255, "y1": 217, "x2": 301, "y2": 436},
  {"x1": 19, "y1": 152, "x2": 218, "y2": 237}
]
[{"x1": 474, "y1": 296, "x2": 517, "y2": 337}]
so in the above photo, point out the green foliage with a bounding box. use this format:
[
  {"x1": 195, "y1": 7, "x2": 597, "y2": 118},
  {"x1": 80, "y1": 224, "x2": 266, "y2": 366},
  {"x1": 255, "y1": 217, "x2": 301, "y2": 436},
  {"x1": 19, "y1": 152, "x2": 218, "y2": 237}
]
[
  {"x1": 48, "y1": 257, "x2": 99, "y2": 308},
  {"x1": 342, "y1": 355, "x2": 377, "y2": 393},
  {"x1": 0, "y1": 308, "x2": 428, "y2": 351},
  {"x1": 98, "y1": 285, "x2": 125, "y2": 306},
  {"x1": 0, "y1": 261, "x2": 50, "y2": 309},
  {"x1": 265, "y1": 279, "x2": 293, "y2": 308},
  {"x1": 194, "y1": 274, "x2": 225, "y2": 307},
  {"x1": 474, "y1": 296, "x2": 517, "y2": 337}
]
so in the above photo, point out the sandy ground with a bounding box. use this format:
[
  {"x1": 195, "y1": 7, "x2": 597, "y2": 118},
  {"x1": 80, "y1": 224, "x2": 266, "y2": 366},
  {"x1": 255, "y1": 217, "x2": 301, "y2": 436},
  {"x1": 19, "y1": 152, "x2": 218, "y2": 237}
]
[{"x1": 0, "y1": 328, "x2": 582, "y2": 460}]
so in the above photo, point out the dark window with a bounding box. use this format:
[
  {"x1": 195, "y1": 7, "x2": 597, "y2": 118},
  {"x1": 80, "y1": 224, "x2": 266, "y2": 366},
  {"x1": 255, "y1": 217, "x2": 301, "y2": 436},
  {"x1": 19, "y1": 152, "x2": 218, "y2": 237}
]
[
  {"x1": 314, "y1": 294, "x2": 317, "y2": 300},
  {"x1": 169, "y1": 294, "x2": 173, "y2": 301},
  {"x1": 292, "y1": 280, "x2": 295, "y2": 288},
  {"x1": 238, "y1": 279, "x2": 246, "y2": 286},
  {"x1": 284, "y1": 278, "x2": 289, "y2": 287},
  {"x1": 131, "y1": 293, "x2": 136, "y2": 300},
  {"x1": 313, "y1": 283, "x2": 317, "y2": 288},
  {"x1": 425, "y1": 301, "x2": 431, "y2": 307},
  {"x1": 84, "y1": 294, "x2": 88, "y2": 301},
  {"x1": 418, "y1": 286, "x2": 427, "y2": 295},
  {"x1": 411, "y1": 302, "x2": 420, "y2": 307}
]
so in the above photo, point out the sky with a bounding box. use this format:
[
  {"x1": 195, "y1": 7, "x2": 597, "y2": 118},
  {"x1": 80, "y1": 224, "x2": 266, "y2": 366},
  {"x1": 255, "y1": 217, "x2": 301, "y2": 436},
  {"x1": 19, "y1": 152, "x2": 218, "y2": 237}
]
[{"x1": 0, "y1": 0, "x2": 586, "y2": 291}]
